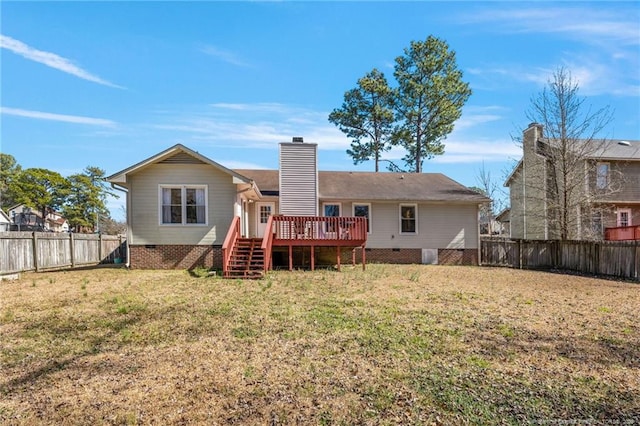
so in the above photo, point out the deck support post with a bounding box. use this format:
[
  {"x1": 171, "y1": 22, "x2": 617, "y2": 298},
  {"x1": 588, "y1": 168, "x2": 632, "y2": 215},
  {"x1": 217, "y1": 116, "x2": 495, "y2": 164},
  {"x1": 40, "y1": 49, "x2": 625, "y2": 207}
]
[
  {"x1": 362, "y1": 245, "x2": 366, "y2": 271},
  {"x1": 336, "y1": 246, "x2": 341, "y2": 272},
  {"x1": 311, "y1": 245, "x2": 315, "y2": 271},
  {"x1": 288, "y1": 244, "x2": 293, "y2": 271}
]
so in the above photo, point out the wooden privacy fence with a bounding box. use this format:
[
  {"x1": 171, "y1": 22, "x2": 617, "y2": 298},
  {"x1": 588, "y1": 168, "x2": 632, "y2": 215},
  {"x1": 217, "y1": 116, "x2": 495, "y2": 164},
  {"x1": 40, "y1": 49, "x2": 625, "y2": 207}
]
[
  {"x1": 481, "y1": 237, "x2": 640, "y2": 281},
  {"x1": 1, "y1": 232, "x2": 126, "y2": 275}
]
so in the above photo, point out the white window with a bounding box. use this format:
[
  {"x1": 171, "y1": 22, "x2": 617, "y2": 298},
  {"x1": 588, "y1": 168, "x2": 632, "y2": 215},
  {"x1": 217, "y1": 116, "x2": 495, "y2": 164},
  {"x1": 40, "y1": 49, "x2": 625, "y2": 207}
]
[
  {"x1": 400, "y1": 204, "x2": 417, "y2": 234},
  {"x1": 617, "y1": 208, "x2": 631, "y2": 228},
  {"x1": 159, "y1": 185, "x2": 207, "y2": 225},
  {"x1": 596, "y1": 162, "x2": 609, "y2": 189},
  {"x1": 353, "y1": 203, "x2": 371, "y2": 233},
  {"x1": 323, "y1": 203, "x2": 341, "y2": 232}
]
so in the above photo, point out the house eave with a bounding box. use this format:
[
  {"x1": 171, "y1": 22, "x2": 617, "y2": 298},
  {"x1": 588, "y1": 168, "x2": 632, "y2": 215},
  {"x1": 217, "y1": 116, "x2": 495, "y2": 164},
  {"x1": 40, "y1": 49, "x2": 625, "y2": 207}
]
[{"x1": 504, "y1": 160, "x2": 522, "y2": 187}]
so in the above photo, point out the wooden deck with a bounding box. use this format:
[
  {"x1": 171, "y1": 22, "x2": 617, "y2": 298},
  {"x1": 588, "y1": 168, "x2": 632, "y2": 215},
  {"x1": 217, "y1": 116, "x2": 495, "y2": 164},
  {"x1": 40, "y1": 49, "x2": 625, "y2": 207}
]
[
  {"x1": 223, "y1": 215, "x2": 367, "y2": 277},
  {"x1": 605, "y1": 225, "x2": 640, "y2": 241},
  {"x1": 270, "y1": 216, "x2": 367, "y2": 247}
]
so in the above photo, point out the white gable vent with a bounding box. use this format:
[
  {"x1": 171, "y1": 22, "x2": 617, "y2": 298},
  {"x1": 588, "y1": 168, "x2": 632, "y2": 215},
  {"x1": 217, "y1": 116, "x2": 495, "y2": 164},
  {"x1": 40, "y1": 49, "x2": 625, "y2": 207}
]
[{"x1": 422, "y1": 249, "x2": 438, "y2": 265}]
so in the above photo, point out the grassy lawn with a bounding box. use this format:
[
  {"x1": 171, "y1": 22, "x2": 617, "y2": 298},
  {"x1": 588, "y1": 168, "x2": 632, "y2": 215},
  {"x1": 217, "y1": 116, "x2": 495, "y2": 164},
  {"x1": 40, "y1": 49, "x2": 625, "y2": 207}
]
[{"x1": 1, "y1": 265, "x2": 638, "y2": 425}]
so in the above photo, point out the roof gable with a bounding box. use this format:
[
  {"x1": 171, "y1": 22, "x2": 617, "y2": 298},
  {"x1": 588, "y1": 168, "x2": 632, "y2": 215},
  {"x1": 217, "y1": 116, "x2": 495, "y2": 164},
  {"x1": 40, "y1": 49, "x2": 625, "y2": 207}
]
[
  {"x1": 106, "y1": 144, "x2": 253, "y2": 185},
  {"x1": 0, "y1": 209, "x2": 10, "y2": 223}
]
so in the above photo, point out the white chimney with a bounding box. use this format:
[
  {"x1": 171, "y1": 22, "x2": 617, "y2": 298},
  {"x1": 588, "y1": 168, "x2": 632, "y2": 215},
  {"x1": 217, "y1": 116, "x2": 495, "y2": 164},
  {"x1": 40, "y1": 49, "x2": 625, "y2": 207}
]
[{"x1": 279, "y1": 138, "x2": 318, "y2": 216}]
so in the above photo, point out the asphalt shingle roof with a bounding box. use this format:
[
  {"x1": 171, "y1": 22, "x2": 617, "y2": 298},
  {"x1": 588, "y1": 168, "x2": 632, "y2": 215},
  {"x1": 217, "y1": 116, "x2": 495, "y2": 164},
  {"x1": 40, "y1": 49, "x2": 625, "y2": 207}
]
[{"x1": 234, "y1": 169, "x2": 489, "y2": 203}]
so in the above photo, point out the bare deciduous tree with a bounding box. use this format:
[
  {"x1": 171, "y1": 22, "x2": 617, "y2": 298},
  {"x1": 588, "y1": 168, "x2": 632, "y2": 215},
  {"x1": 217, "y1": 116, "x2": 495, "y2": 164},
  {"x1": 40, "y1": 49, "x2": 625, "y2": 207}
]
[
  {"x1": 473, "y1": 162, "x2": 508, "y2": 235},
  {"x1": 519, "y1": 67, "x2": 620, "y2": 240}
]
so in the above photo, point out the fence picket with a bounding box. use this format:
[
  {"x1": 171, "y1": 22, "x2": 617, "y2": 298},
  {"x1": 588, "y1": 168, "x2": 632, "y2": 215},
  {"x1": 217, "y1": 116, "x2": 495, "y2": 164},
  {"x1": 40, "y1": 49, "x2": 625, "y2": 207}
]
[
  {"x1": 1, "y1": 232, "x2": 126, "y2": 275},
  {"x1": 481, "y1": 237, "x2": 639, "y2": 281}
]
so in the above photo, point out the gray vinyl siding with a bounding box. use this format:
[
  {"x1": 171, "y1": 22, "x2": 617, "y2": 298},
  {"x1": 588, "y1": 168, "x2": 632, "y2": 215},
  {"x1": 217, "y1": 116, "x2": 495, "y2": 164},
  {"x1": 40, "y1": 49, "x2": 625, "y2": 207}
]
[
  {"x1": 340, "y1": 201, "x2": 479, "y2": 249},
  {"x1": 606, "y1": 161, "x2": 640, "y2": 201},
  {"x1": 279, "y1": 143, "x2": 318, "y2": 216},
  {"x1": 128, "y1": 164, "x2": 236, "y2": 245},
  {"x1": 509, "y1": 169, "x2": 525, "y2": 239}
]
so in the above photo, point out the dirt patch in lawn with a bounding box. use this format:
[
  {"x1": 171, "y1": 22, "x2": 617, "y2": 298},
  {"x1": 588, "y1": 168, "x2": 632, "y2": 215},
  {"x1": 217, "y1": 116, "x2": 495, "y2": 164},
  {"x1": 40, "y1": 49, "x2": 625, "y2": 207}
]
[{"x1": 1, "y1": 265, "x2": 638, "y2": 424}]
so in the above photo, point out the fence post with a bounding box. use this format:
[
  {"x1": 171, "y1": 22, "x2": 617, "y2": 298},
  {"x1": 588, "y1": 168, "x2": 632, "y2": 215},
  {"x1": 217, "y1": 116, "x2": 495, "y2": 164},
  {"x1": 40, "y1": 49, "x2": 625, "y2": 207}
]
[
  {"x1": 32, "y1": 232, "x2": 40, "y2": 272},
  {"x1": 98, "y1": 233, "x2": 103, "y2": 264},
  {"x1": 70, "y1": 232, "x2": 76, "y2": 268},
  {"x1": 518, "y1": 239, "x2": 523, "y2": 269},
  {"x1": 635, "y1": 241, "x2": 640, "y2": 280}
]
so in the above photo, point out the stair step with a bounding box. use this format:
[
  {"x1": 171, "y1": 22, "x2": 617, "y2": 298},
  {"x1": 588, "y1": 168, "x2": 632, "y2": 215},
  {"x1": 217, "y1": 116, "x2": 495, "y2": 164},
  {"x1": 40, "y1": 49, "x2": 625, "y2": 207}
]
[{"x1": 224, "y1": 237, "x2": 266, "y2": 280}]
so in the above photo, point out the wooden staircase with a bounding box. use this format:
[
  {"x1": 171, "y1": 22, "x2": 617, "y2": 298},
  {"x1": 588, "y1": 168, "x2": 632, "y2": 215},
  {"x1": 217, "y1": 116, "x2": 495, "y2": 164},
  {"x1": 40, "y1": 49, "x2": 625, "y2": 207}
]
[{"x1": 225, "y1": 238, "x2": 265, "y2": 279}]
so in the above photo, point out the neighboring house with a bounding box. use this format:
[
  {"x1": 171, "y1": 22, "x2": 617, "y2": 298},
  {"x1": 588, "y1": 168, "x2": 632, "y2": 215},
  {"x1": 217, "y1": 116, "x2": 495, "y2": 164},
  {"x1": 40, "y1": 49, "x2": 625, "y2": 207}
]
[
  {"x1": 505, "y1": 123, "x2": 640, "y2": 240},
  {"x1": 0, "y1": 209, "x2": 10, "y2": 232},
  {"x1": 107, "y1": 139, "x2": 489, "y2": 272},
  {"x1": 7, "y1": 204, "x2": 69, "y2": 232},
  {"x1": 495, "y1": 208, "x2": 510, "y2": 237}
]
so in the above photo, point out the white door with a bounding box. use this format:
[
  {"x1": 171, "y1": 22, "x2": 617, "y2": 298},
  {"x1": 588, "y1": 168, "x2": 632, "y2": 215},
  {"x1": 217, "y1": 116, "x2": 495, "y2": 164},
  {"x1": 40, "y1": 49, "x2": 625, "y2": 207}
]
[{"x1": 256, "y1": 202, "x2": 275, "y2": 238}]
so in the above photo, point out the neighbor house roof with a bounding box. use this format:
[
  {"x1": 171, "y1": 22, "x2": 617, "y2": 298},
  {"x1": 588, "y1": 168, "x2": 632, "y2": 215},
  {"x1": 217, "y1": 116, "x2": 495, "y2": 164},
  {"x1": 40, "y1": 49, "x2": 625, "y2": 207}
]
[
  {"x1": 495, "y1": 208, "x2": 510, "y2": 223},
  {"x1": 0, "y1": 209, "x2": 10, "y2": 224},
  {"x1": 504, "y1": 139, "x2": 640, "y2": 188},
  {"x1": 541, "y1": 138, "x2": 640, "y2": 160},
  {"x1": 234, "y1": 169, "x2": 489, "y2": 203}
]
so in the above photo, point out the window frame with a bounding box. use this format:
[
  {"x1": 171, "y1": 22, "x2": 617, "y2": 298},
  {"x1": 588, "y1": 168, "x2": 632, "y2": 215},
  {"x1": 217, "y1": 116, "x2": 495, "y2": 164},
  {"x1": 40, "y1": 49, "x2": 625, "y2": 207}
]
[
  {"x1": 617, "y1": 208, "x2": 631, "y2": 228},
  {"x1": 322, "y1": 202, "x2": 341, "y2": 218},
  {"x1": 158, "y1": 184, "x2": 208, "y2": 226},
  {"x1": 352, "y1": 203, "x2": 371, "y2": 234},
  {"x1": 399, "y1": 203, "x2": 418, "y2": 235},
  {"x1": 596, "y1": 162, "x2": 610, "y2": 190},
  {"x1": 591, "y1": 210, "x2": 603, "y2": 236}
]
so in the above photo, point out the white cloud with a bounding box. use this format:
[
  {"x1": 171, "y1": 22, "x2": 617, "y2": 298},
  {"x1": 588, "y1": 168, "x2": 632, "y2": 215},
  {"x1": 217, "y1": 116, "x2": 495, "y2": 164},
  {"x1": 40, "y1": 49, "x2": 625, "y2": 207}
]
[
  {"x1": 461, "y1": 7, "x2": 639, "y2": 45},
  {"x1": 0, "y1": 34, "x2": 124, "y2": 89},
  {"x1": 460, "y1": 6, "x2": 639, "y2": 97},
  {"x1": 151, "y1": 103, "x2": 350, "y2": 150},
  {"x1": 219, "y1": 160, "x2": 270, "y2": 170},
  {"x1": 1, "y1": 107, "x2": 117, "y2": 127},
  {"x1": 200, "y1": 45, "x2": 251, "y2": 67},
  {"x1": 434, "y1": 139, "x2": 521, "y2": 164}
]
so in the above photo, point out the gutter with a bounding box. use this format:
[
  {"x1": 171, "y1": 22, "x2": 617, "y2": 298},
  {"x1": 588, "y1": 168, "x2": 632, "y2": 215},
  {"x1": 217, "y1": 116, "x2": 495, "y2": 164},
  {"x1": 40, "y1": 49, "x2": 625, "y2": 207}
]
[{"x1": 110, "y1": 183, "x2": 131, "y2": 268}]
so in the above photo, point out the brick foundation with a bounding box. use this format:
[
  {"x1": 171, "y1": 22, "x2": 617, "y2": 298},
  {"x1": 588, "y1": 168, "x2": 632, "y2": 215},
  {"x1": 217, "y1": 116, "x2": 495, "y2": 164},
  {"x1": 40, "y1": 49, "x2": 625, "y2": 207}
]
[
  {"x1": 437, "y1": 249, "x2": 478, "y2": 265},
  {"x1": 129, "y1": 245, "x2": 222, "y2": 270},
  {"x1": 129, "y1": 245, "x2": 478, "y2": 270},
  {"x1": 357, "y1": 248, "x2": 478, "y2": 266},
  {"x1": 357, "y1": 248, "x2": 423, "y2": 264}
]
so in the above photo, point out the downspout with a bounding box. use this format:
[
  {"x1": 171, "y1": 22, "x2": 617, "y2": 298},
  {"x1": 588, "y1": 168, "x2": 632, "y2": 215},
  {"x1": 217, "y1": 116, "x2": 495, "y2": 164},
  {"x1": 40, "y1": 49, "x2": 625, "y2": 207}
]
[
  {"x1": 477, "y1": 203, "x2": 482, "y2": 266},
  {"x1": 110, "y1": 183, "x2": 130, "y2": 268},
  {"x1": 523, "y1": 160, "x2": 527, "y2": 240}
]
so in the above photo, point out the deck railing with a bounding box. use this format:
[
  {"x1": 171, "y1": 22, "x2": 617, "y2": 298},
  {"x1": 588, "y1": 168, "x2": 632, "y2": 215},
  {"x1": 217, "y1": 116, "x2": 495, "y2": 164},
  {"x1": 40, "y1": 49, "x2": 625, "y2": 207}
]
[
  {"x1": 604, "y1": 225, "x2": 640, "y2": 241},
  {"x1": 270, "y1": 215, "x2": 368, "y2": 243},
  {"x1": 260, "y1": 215, "x2": 275, "y2": 272},
  {"x1": 222, "y1": 216, "x2": 241, "y2": 276}
]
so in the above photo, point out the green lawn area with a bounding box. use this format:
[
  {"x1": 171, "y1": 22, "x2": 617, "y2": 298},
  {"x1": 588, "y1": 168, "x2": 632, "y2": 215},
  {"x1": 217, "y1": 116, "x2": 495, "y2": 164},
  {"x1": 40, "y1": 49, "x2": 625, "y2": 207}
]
[{"x1": 1, "y1": 265, "x2": 638, "y2": 425}]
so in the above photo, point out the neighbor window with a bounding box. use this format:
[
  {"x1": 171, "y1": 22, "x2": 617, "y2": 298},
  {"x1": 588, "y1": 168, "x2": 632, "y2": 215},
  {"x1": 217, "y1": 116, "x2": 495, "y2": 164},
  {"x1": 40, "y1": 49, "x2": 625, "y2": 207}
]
[
  {"x1": 400, "y1": 204, "x2": 417, "y2": 234},
  {"x1": 353, "y1": 203, "x2": 371, "y2": 233},
  {"x1": 617, "y1": 209, "x2": 631, "y2": 227},
  {"x1": 592, "y1": 211, "x2": 603, "y2": 236},
  {"x1": 160, "y1": 185, "x2": 207, "y2": 225},
  {"x1": 596, "y1": 162, "x2": 609, "y2": 189}
]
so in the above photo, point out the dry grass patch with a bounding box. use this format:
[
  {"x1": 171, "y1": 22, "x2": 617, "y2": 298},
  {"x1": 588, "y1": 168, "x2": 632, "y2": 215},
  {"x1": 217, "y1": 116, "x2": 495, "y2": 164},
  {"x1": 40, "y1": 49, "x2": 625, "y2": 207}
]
[{"x1": 1, "y1": 265, "x2": 638, "y2": 424}]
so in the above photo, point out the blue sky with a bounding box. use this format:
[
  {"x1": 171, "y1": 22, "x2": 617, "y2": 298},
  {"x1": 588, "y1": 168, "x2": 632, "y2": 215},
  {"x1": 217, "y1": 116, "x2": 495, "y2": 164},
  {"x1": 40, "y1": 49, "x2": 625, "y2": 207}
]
[{"x1": 2, "y1": 1, "x2": 639, "y2": 220}]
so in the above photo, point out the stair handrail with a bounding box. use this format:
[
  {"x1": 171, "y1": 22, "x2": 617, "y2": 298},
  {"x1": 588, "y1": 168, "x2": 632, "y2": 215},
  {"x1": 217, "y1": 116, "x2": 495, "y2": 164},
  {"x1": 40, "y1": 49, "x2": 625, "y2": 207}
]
[
  {"x1": 260, "y1": 215, "x2": 275, "y2": 272},
  {"x1": 222, "y1": 216, "x2": 241, "y2": 276}
]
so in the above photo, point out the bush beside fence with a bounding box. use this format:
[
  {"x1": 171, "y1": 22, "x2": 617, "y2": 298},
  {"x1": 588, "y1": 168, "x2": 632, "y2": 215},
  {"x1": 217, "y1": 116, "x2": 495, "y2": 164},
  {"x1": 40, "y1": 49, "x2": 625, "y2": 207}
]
[
  {"x1": 1, "y1": 232, "x2": 126, "y2": 275},
  {"x1": 481, "y1": 237, "x2": 639, "y2": 281}
]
